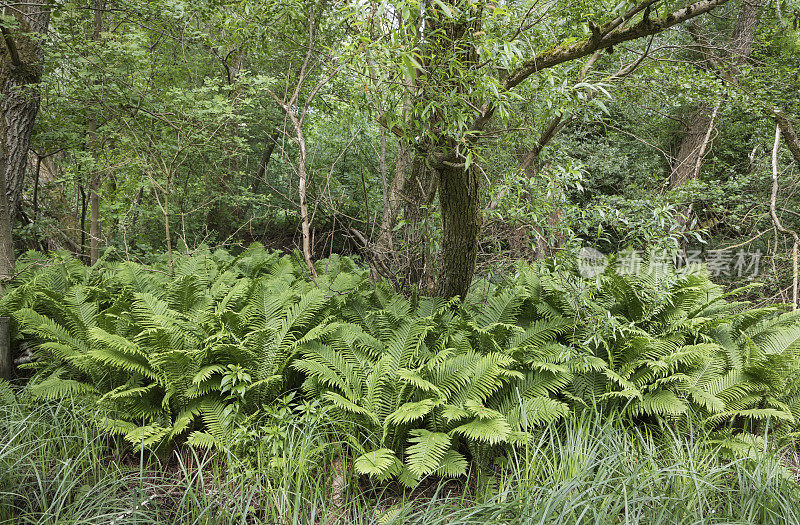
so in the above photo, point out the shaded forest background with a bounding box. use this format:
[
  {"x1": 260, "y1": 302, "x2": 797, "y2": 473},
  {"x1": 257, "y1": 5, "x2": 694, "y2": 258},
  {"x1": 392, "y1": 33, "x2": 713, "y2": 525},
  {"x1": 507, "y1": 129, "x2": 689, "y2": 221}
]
[{"x1": 2, "y1": 0, "x2": 800, "y2": 300}]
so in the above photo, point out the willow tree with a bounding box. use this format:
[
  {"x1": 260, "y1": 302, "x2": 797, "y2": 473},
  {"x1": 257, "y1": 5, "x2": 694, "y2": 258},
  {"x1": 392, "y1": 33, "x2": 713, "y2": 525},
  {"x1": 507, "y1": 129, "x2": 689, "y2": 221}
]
[{"x1": 358, "y1": 0, "x2": 734, "y2": 299}]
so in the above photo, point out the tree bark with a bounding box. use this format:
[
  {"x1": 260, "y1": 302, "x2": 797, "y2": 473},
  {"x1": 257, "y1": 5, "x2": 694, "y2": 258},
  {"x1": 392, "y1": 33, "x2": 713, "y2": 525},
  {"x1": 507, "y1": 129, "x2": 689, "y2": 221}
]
[
  {"x1": 0, "y1": 2, "x2": 49, "y2": 278},
  {"x1": 1, "y1": 2, "x2": 50, "y2": 219},
  {"x1": 0, "y1": 141, "x2": 14, "y2": 280},
  {"x1": 296, "y1": 128, "x2": 317, "y2": 279},
  {"x1": 670, "y1": 0, "x2": 762, "y2": 188},
  {"x1": 88, "y1": 0, "x2": 103, "y2": 265},
  {"x1": 0, "y1": 317, "x2": 10, "y2": 379},
  {"x1": 670, "y1": 101, "x2": 721, "y2": 187},
  {"x1": 436, "y1": 163, "x2": 481, "y2": 299}
]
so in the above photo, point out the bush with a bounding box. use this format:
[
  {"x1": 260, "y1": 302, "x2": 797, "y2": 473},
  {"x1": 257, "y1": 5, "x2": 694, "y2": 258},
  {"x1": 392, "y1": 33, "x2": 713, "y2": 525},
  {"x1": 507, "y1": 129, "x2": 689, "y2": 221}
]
[{"x1": 4, "y1": 245, "x2": 800, "y2": 487}]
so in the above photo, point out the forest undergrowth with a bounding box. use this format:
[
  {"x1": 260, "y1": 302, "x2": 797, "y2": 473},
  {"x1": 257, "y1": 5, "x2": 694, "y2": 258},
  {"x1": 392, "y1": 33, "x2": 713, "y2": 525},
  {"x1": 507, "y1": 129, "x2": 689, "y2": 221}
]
[{"x1": 3, "y1": 244, "x2": 800, "y2": 523}]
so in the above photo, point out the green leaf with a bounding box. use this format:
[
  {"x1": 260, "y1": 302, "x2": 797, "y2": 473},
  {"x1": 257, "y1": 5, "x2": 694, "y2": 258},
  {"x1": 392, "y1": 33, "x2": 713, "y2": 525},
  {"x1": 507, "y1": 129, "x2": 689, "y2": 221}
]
[
  {"x1": 386, "y1": 398, "x2": 440, "y2": 425},
  {"x1": 354, "y1": 449, "x2": 401, "y2": 481},
  {"x1": 452, "y1": 417, "x2": 511, "y2": 445},
  {"x1": 436, "y1": 450, "x2": 468, "y2": 478},
  {"x1": 405, "y1": 429, "x2": 451, "y2": 477}
]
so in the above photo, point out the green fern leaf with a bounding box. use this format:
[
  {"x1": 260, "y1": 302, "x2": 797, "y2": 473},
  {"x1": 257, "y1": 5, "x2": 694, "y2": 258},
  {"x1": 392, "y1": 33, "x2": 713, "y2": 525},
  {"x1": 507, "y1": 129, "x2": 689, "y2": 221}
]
[{"x1": 405, "y1": 429, "x2": 451, "y2": 477}]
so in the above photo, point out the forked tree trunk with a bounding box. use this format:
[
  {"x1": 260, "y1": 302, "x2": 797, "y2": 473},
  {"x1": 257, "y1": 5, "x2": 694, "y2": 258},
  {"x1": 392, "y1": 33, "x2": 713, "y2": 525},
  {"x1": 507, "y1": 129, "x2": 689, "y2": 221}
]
[
  {"x1": 1, "y1": 2, "x2": 50, "y2": 277},
  {"x1": 1, "y1": 4, "x2": 50, "y2": 220},
  {"x1": 436, "y1": 163, "x2": 481, "y2": 299}
]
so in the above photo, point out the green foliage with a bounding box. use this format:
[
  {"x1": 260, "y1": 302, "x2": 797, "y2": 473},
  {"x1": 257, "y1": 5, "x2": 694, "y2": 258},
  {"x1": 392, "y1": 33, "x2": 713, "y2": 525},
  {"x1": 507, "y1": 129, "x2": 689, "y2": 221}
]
[
  {"x1": 518, "y1": 255, "x2": 800, "y2": 433},
  {"x1": 4, "y1": 388, "x2": 800, "y2": 524},
  {"x1": 3, "y1": 245, "x2": 370, "y2": 451},
  {"x1": 6, "y1": 246, "x2": 800, "y2": 486},
  {"x1": 294, "y1": 284, "x2": 575, "y2": 485}
]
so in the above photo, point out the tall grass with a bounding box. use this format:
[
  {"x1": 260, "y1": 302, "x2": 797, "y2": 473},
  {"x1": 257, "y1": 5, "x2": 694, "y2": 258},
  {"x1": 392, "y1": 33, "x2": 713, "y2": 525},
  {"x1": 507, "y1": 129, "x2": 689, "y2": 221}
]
[
  {"x1": 387, "y1": 414, "x2": 800, "y2": 524},
  {"x1": 3, "y1": 381, "x2": 800, "y2": 524},
  {"x1": 0, "y1": 381, "x2": 355, "y2": 524}
]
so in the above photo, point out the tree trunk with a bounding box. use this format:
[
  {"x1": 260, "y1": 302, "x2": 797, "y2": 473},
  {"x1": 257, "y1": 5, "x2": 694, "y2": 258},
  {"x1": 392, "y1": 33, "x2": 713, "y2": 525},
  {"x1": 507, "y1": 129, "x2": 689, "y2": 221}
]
[
  {"x1": 1, "y1": 2, "x2": 50, "y2": 277},
  {"x1": 79, "y1": 183, "x2": 87, "y2": 262},
  {"x1": 89, "y1": 176, "x2": 100, "y2": 264},
  {"x1": 0, "y1": 317, "x2": 10, "y2": 379},
  {"x1": 436, "y1": 163, "x2": 481, "y2": 299},
  {"x1": 374, "y1": 142, "x2": 409, "y2": 272},
  {"x1": 402, "y1": 155, "x2": 438, "y2": 292},
  {"x1": 670, "y1": 0, "x2": 762, "y2": 188},
  {"x1": 252, "y1": 129, "x2": 280, "y2": 193},
  {"x1": 670, "y1": 102, "x2": 720, "y2": 187},
  {"x1": 296, "y1": 128, "x2": 317, "y2": 279},
  {"x1": 88, "y1": 0, "x2": 103, "y2": 265},
  {"x1": 1, "y1": 4, "x2": 50, "y2": 220},
  {"x1": 0, "y1": 142, "x2": 14, "y2": 280}
]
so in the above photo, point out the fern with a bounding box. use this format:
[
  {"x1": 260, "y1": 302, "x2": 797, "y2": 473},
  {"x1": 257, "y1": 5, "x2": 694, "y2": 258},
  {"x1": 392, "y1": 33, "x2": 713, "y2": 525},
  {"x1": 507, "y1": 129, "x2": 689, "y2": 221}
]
[{"x1": 8, "y1": 246, "x2": 800, "y2": 480}]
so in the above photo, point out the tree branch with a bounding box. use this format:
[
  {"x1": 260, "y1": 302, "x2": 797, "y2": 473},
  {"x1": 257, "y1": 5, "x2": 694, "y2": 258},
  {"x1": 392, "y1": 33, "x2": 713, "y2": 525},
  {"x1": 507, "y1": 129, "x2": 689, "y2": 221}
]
[
  {"x1": 0, "y1": 26, "x2": 21, "y2": 67},
  {"x1": 504, "y1": 0, "x2": 732, "y2": 89},
  {"x1": 773, "y1": 108, "x2": 800, "y2": 165},
  {"x1": 431, "y1": 0, "x2": 731, "y2": 169}
]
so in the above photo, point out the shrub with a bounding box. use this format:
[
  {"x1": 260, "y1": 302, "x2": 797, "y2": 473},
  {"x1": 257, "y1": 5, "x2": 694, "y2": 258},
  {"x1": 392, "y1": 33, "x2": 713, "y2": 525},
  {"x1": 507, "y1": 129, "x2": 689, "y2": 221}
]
[{"x1": 4, "y1": 245, "x2": 800, "y2": 485}]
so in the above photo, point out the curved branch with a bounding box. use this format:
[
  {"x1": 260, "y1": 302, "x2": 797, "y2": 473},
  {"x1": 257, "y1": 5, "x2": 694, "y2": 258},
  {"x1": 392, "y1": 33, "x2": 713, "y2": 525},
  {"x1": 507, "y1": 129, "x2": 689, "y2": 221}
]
[{"x1": 504, "y1": 0, "x2": 732, "y2": 89}]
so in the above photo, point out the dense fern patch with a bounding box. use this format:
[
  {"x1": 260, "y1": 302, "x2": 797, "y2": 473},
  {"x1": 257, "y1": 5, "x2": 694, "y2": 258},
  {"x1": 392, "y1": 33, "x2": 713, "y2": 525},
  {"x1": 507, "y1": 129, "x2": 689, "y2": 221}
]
[{"x1": 4, "y1": 245, "x2": 800, "y2": 485}]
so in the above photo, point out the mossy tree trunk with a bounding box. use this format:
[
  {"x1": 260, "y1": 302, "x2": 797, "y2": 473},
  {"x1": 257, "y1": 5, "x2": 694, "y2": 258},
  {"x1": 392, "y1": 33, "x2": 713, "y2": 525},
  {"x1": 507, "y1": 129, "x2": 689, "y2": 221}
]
[
  {"x1": 436, "y1": 162, "x2": 481, "y2": 299},
  {"x1": 0, "y1": 2, "x2": 50, "y2": 277}
]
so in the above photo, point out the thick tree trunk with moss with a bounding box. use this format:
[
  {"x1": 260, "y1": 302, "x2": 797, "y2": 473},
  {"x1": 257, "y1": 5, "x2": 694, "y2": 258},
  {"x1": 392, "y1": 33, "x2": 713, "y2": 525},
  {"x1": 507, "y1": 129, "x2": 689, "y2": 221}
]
[
  {"x1": 0, "y1": 3, "x2": 50, "y2": 277},
  {"x1": 436, "y1": 163, "x2": 481, "y2": 299}
]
